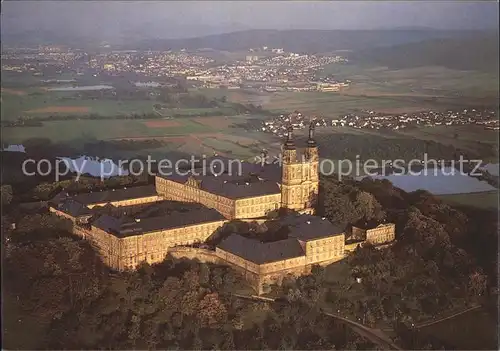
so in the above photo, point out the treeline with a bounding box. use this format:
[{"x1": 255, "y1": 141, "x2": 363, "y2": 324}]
[
  {"x1": 83, "y1": 139, "x2": 167, "y2": 154},
  {"x1": 311, "y1": 133, "x2": 496, "y2": 161}
]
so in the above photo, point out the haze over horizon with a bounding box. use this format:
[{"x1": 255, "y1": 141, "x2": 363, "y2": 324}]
[{"x1": 2, "y1": 1, "x2": 498, "y2": 44}]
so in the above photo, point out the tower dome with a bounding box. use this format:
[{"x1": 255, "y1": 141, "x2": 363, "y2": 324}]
[
  {"x1": 284, "y1": 125, "x2": 296, "y2": 150},
  {"x1": 307, "y1": 122, "x2": 317, "y2": 147}
]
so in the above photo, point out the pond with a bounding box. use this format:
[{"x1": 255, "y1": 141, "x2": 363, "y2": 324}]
[
  {"x1": 359, "y1": 167, "x2": 496, "y2": 195},
  {"x1": 48, "y1": 85, "x2": 114, "y2": 91},
  {"x1": 58, "y1": 156, "x2": 128, "y2": 178}
]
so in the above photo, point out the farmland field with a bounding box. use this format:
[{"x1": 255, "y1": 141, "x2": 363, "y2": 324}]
[
  {"x1": 1, "y1": 92, "x2": 156, "y2": 119},
  {"x1": 143, "y1": 120, "x2": 181, "y2": 128},
  {"x1": 317, "y1": 64, "x2": 499, "y2": 98},
  {"x1": 192, "y1": 116, "x2": 236, "y2": 128},
  {"x1": 2, "y1": 113, "x2": 280, "y2": 159},
  {"x1": 3, "y1": 119, "x2": 209, "y2": 142},
  {"x1": 254, "y1": 64, "x2": 499, "y2": 117},
  {"x1": 1, "y1": 87, "x2": 28, "y2": 96},
  {"x1": 25, "y1": 106, "x2": 90, "y2": 114},
  {"x1": 2, "y1": 64, "x2": 497, "y2": 161}
]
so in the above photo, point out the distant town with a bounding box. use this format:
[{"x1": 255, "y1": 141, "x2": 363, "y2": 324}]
[
  {"x1": 1, "y1": 45, "x2": 349, "y2": 92},
  {"x1": 260, "y1": 108, "x2": 499, "y2": 137}
]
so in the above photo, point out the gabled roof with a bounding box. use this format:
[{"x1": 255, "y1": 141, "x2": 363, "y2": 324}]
[
  {"x1": 56, "y1": 199, "x2": 92, "y2": 217},
  {"x1": 72, "y1": 185, "x2": 157, "y2": 205},
  {"x1": 217, "y1": 234, "x2": 305, "y2": 264},
  {"x1": 284, "y1": 214, "x2": 345, "y2": 241},
  {"x1": 352, "y1": 220, "x2": 391, "y2": 230},
  {"x1": 92, "y1": 207, "x2": 225, "y2": 238},
  {"x1": 162, "y1": 162, "x2": 282, "y2": 199}
]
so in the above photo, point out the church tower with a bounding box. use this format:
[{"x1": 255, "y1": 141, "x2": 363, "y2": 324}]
[
  {"x1": 281, "y1": 126, "x2": 299, "y2": 209},
  {"x1": 303, "y1": 122, "x2": 319, "y2": 212},
  {"x1": 280, "y1": 123, "x2": 319, "y2": 213}
]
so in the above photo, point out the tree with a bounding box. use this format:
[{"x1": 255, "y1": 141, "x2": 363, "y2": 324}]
[
  {"x1": 183, "y1": 269, "x2": 200, "y2": 289},
  {"x1": 199, "y1": 263, "x2": 210, "y2": 286},
  {"x1": 355, "y1": 191, "x2": 385, "y2": 222},
  {"x1": 468, "y1": 271, "x2": 487, "y2": 297},
  {"x1": 198, "y1": 292, "x2": 227, "y2": 328},
  {"x1": 180, "y1": 291, "x2": 199, "y2": 316},
  {"x1": 1, "y1": 185, "x2": 13, "y2": 206}
]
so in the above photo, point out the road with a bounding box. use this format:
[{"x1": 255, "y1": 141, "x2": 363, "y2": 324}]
[
  {"x1": 232, "y1": 293, "x2": 401, "y2": 350},
  {"x1": 414, "y1": 304, "x2": 481, "y2": 329},
  {"x1": 323, "y1": 311, "x2": 401, "y2": 350}
]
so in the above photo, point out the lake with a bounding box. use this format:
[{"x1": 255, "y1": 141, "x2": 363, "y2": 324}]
[
  {"x1": 480, "y1": 163, "x2": 499, "y2": 176},
  {"x1": 359, "y1": 167, "x2": 496, "y2": 195},
  {"x1": 48, "y1": 85, "x2": 114, "y2": 91},
  {"x1": 41, "y1": 79, "x2": 76, "y2": 83},
  {"x1": 2, "y1": 144, "x2": 26, "y2": 153},
  {"x1": 58, "y1": 156, "x2": 128, "y2": 178},
  {"x1": 134, "y1": 81, "x2": 161, "y2": 87}
]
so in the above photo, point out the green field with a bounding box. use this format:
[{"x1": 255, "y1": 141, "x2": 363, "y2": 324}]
[
  {"x1": 255, "y1": 64, "x2": 499, "y2": 117},
  {"x1": 1, "y1": 90, "x2": 157, "y2": 119},
  {"x1": 438, "y1": 191, "x2": 499, "y2": 210},
  {"x1": 202, "y1": 137, "x2": 255, "y2": 157},
  {"x1": 3, "y1": 118, "x2": 210, "y2": 142},
  {"x1": 317, "y1": 64, "x2": 499, "y2": 99}
]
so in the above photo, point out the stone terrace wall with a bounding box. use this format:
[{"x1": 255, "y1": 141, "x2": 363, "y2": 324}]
[{"x1": 168, "y1": 247, "x2": 221, "y2": 264}]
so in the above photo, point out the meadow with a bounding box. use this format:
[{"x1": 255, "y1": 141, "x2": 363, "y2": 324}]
[{"x1": 1, "y1": 88, "x2": 157, "y2": 119}]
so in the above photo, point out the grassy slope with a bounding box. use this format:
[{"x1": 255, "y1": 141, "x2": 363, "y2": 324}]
[
  {"x1": 349, "y1": 34, "x2": 499, "y2": 73},
  {"x1": 437, "y1": 191, "x2": 499, "y2": 210}
]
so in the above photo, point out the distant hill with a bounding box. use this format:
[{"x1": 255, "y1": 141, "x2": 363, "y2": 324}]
[
  {"x1": 129, "y1": 29, "x2": 468, "y2": 53},
  {"x1": 348, "y1": 33, "x2": 499, "y2": 72}
]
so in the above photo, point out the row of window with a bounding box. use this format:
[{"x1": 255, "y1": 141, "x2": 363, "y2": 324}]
[
  {"x1": 310, "y1": 245, "x2": 343, "y2": 253},
  {"x1": 238, "y1": 195, "x2": 280, "y2": 206},
  {"x1": 235, "y1": 204, "x2": 276, "y2": 215},
  {"x1": 309, "y1": 238, "x2": 344, "y2": 247}
]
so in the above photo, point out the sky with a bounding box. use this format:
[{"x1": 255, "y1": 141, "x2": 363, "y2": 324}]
[{"x1": 2, "y1": 1, "x2": 498, "y2": 40}]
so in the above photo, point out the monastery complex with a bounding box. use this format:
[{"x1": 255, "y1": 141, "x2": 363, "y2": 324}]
[{"x1": 50, "y1": 124, "x2": 395, "y2": 294}]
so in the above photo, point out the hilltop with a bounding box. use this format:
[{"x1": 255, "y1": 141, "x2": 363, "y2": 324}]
[
  {"x1": 348, "y1": 33, "x2": 499, "y2": 72},
  {"x1": 129, "y1": 29, "x2": 468, "y2": 53}
]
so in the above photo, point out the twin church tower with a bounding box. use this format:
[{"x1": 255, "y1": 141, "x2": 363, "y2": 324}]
[{"x1": 280, "y1": 122, "x2": 319, "y2": 213}]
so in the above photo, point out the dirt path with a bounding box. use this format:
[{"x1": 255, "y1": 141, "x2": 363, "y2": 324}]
[
  {"x1": 231, "y1": 293, "x2": 401, "y2": 350},
  {"x1": 414, "y1": 304, "x2": 481, "y2": 329}
]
